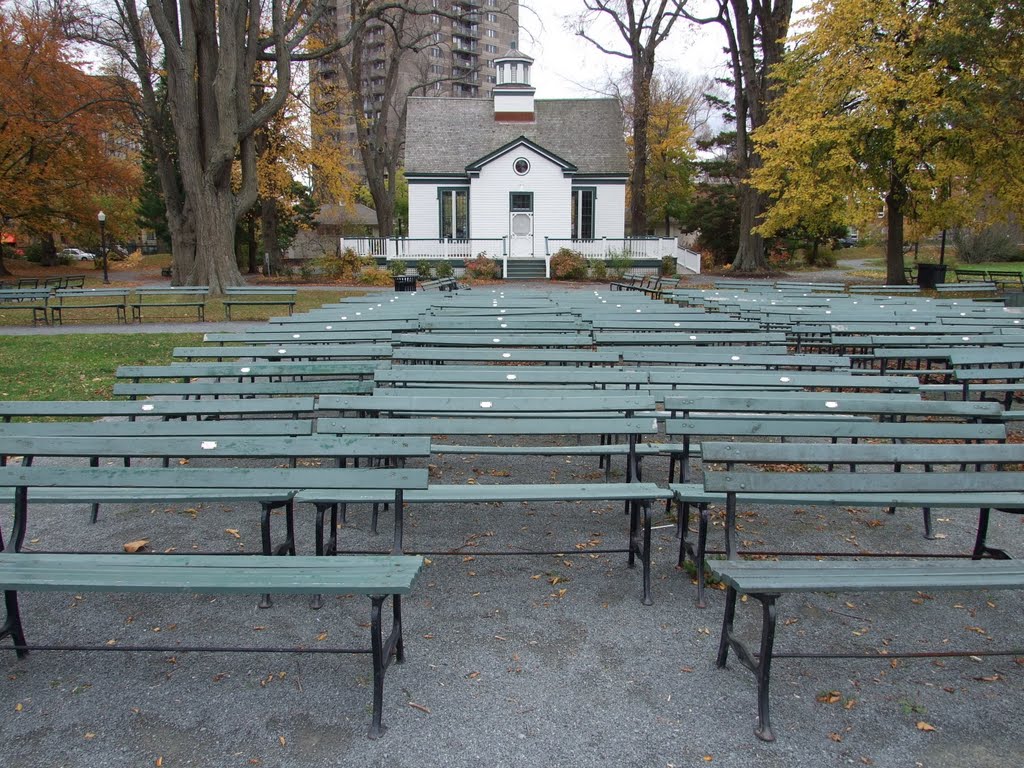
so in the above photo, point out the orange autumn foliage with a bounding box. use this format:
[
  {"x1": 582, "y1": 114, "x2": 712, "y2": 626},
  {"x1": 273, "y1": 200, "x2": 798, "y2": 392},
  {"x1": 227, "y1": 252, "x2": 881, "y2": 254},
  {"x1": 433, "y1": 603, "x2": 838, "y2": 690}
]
[{"x1": 0, "y1": 7, "x2": 138, "y2": 244}]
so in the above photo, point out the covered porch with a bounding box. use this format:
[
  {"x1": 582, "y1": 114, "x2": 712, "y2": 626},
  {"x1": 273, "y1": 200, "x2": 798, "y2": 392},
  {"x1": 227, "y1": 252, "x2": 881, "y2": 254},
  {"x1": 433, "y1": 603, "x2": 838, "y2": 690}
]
[{"x1": 340, "y1": 236, "x2": 701, "y2": 278}]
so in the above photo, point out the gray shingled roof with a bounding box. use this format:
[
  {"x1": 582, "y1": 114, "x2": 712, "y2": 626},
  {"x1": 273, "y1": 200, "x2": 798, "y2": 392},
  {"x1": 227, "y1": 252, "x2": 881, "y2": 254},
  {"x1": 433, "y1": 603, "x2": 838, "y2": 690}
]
[{"x1": 404, "y1": 97, "x2": 628, "y2": 176}]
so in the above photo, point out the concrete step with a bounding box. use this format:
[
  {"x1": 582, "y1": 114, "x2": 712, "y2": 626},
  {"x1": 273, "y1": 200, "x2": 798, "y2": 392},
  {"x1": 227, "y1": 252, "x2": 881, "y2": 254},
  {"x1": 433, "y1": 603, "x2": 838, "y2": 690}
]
[{"x1": 505, "y1": 259, "x2": 547, "y2": 279}]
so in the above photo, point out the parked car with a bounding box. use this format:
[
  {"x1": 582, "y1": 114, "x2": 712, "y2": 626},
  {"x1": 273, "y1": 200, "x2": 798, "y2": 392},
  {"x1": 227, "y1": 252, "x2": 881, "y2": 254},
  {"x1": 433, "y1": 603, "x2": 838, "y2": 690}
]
[{"x1": 59, "y1": 248, "x2": 95, "y2": 261}]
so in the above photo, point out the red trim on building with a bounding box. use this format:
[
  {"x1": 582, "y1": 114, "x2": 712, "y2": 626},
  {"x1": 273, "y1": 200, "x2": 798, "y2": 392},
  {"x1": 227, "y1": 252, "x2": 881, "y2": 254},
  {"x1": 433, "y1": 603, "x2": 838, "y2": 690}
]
[{"x1": 494, "y1": 112, "x2": 535, "y2": 123}]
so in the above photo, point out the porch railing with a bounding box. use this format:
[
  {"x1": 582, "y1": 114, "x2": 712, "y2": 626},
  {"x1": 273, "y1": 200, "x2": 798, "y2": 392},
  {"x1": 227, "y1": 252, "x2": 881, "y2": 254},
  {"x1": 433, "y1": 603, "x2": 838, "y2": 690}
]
[
  {"x1": 545, "y1": 237, "x2": 701, "y2": 274},
  {"x1": 339, "y1": 236, "x2": 701, "y2": 276},
  {"x1": 341, "y1": 237, "x2": 507, "y2": 261}
]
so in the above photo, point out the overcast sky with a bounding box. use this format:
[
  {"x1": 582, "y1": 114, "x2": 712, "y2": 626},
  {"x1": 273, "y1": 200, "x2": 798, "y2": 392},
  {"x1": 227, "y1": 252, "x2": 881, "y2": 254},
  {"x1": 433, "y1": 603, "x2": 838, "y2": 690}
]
[{"x1": 518, "y1": 4, "x2": 732, "y2": 99}]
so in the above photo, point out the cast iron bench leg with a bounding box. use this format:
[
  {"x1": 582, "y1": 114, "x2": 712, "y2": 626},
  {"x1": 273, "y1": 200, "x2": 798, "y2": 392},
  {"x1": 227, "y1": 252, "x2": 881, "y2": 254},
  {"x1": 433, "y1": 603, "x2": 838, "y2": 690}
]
[
  {"x1": 1, "y1": 590, "x2": 29, "y2": 658},
  {"x1": 973, "y1": 507, "x2": 1010, "y2": 560},
  {"x1": 717, "y1": 588, "x2": 779, "y2": 742},
  {"x1": 369, "y1": 594, "x2": 405, "y2": 739}
]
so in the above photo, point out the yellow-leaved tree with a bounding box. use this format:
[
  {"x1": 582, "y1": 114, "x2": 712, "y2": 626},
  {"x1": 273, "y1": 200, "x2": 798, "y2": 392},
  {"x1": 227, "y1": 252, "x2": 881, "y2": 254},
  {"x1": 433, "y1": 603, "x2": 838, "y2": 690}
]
[{"x1": 753, "y1": 0, "x2": 1023, "y2": 284}]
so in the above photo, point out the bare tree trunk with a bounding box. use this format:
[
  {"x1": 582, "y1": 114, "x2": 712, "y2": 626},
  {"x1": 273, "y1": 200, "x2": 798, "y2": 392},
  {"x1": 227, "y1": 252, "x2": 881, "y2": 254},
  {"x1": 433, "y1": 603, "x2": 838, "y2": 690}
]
[
  {"x1": 260, "y1": 198, "x2": 280, "y2": 268},
  {"x1": 733, "y1": 182, "x2": 766, "y2": 271},
  {"x1": 630, "y1": 53, "x2": 654, "y2": 235},
  {"x1": 185, "y1": 190, "x2": 242, "y2": 293},
  {"x1": 247, "y1": 210, "x2": 260, "y2": 274},
  {"x1": 885, "y1": 182, "x2": 907, "y2": 285}
]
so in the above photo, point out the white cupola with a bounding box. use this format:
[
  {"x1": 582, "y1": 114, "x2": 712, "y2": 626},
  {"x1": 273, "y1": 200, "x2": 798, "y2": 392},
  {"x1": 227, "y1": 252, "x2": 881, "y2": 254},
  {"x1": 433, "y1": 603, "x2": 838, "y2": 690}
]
[{"x1": 493, "y1": 44, "x2": 535, "y2": 122}]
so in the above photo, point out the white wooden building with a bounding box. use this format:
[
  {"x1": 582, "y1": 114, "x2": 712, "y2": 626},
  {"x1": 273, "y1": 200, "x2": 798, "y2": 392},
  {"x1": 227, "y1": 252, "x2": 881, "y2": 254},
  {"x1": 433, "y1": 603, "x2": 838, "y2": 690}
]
[{"x1": 344, "y1": 48, "x2": 699, "y2": 278}]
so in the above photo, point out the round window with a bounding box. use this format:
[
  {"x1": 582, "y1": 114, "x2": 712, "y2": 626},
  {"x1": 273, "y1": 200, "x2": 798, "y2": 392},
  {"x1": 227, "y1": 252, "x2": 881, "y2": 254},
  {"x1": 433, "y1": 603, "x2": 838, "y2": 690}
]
[{"x1": 513, "y1": 157, "x2": 530, "y2": 175}]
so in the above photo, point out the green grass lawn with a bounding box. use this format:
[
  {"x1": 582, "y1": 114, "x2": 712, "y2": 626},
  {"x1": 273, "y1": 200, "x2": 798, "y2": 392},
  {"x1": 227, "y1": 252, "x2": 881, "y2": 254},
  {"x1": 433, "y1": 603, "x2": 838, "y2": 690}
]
[
  {"x1": 0, "y1": 289, "x2": 359, "y2": 326},
  {"x1": 0, "y1": 334, "x2": 202, "y2": 401}
]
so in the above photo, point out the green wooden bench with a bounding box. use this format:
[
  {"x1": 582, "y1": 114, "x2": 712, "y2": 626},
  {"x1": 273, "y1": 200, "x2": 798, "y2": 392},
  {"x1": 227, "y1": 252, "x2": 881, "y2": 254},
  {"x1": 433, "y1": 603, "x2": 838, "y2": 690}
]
[
  {"x1": 662, "y1": 392, "x2": 1003, "y2": 421},
  {"x1": 117, "y1": 361, "x2": 379, "y2": 383},
  {"x1": 670, "y1": 425, "x2": 1009, "y2": 605},
  {"x1": 296, "y1": 482, "x2": 672, "y2": 605},
  {"x1": 0, "y1": 396, "x2": 317, "y2": 422},
  {"x1": 373, "y1": 366, "x2": 649, "y2": 390},
  {"x1": 936, "y1": 281, "x2": 998, "y2": 295},
  {"x1": 318, "y1": 414, "x2": 655, "y2": 482},
  {"x1": 394, "y1": 332, "x2": 596, "y2": 349},
  {"x1": 419, "y1": 277, "x2": 461, "y2": 291},
  {"x1": 953, "y1": 268, "x2": 991, "y2": 283},
  {"x1": 203, "y1": 329, "x2": 392, "y2": 345},
  {"x1": 130, "y1": 286, "x2": 209, "y2": 322},
  {"x1": 0, "y1": 418, "x2": 314, "y2": 438},
  {"x1": 172, "y1": 343, "x2": 392, "y2": 362},
  {"x1": 696, "y1": 442, "x2": 1024, "y2": 741},
  {"x1": 847, "y1": 284, "x2": 920, "y2": 294},
  {"x1": 620, "y1": 349, "x2": 852, "y2": 370},
  {"x1": 985, "y1": 269, "x2": 1024, "y2": 290},
  {"x1": 609, "y1": 274, "x2": 646, "y2": 291},
  {"x1": 645, "y1": 368, "x2": 920, "y2": 394},
  {"x1": 0, "y1": 288, "x2": 50, "y2": 325},
  {"x1": 222, "y1": 286, "x2": 297, "y2": 319},
  {"x1": 0, "y1": 462, "x2": 427, "y2": 575},
  {"x1": 594, "y1": 331, "x2": 787, "y2": 347},
  {"x1": 2, "y1": 433, "x2": 429, "y2": 524},
  {"x1": 319, "y1": 392, "x2": 656, "y2": 418},
  {"x1": 50, "y1": 288, "x2": 130, "y2": 324},
  {"x1": 391, "y1": 347, "x2": 620, "y2": 366},
  {"x1": 710, "y1": 559, "x2": 1024, "y2": 741},
  {"x1": 0, "y1": 552, "x2": 423, "y2": 738},
  {"x1": 112, "y1": 379, "x2": 374, "y2": 399}
]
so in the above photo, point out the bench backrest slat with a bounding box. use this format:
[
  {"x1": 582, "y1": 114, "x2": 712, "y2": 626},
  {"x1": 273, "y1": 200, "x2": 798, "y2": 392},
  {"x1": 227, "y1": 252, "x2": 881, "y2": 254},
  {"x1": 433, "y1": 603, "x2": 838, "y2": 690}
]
[
  {"x1": 1, "y1": 434, "x2": 430, "y2": 459},
  {"x1": 704, "y1": 470, "x2": 1024, "y2": 494},
  {"x1": 0, "y1": 465, "x2": 429, "y2": 490}
]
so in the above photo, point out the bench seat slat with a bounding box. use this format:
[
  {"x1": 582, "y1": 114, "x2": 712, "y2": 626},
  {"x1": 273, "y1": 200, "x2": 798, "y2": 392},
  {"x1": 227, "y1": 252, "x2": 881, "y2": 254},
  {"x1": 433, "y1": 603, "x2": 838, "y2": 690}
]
[
  {"x1": 0, "y1": 419, "x2": 313, "y2": 437},
  {"x1": 296, "y1": 482, "x2": 673, "y2": 505},
  {"x1": 704, "y1": 471, "x2": 1024, "y2": 495},
  {"x1": 711, "y1": 559, "x2": 1024, "y2": 593},
  {"x1": 669, "y1": 482, "x2": 1024, "y2": 509},
  {"x1": 0, "y1": 466, "x2": 429, "y2": 490},
  {"x1": 1, "y1": 488, "x2": 295, "y2": 504},
  {"x1": 0, "y1": 553, "x2": 422, "y2": 595}
]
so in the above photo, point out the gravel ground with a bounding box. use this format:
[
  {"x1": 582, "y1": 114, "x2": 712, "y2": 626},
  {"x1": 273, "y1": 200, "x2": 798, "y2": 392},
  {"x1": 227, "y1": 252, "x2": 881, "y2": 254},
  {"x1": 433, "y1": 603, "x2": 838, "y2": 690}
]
[
  {"x1": 2, "y1": 447, "x2": 1021, "y2": 768},
  {"x1": 1, "y1": 275, "x2": 1022, "y2": 768}
]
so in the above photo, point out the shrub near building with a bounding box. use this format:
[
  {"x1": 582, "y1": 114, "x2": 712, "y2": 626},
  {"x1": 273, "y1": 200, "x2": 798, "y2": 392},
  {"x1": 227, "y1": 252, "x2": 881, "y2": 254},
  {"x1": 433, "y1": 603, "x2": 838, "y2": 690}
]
[{"x1": 550, "y1": 248, "x2": 588, "y2": 280}]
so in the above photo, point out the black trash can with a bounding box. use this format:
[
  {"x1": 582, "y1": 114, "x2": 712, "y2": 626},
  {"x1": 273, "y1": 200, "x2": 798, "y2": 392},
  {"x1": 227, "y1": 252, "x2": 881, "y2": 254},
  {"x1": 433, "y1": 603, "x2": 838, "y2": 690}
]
[
  {"x1": 916, "y1": 263, "x2": 947, "y2": 290},
  {"x1": 393, "y1": 274, "x2": 417, "y2": 292}
]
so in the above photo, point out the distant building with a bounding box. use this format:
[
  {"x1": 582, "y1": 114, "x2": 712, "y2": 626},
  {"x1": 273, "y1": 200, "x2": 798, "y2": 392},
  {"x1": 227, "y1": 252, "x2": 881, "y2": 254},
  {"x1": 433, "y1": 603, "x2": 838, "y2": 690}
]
[
  {"x1": 405, "y1": 47, "x2": 629, "y2": 258},
  {"x1": 310, "y1": 0, "x2": 520, "y2": 182}
]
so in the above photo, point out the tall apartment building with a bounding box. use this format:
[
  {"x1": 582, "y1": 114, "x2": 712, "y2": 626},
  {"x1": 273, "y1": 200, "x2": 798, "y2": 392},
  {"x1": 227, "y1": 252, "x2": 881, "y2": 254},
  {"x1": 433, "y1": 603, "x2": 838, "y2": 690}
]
[{"x1": 310, "y1": 0, "x2": 520, "y2": 184}]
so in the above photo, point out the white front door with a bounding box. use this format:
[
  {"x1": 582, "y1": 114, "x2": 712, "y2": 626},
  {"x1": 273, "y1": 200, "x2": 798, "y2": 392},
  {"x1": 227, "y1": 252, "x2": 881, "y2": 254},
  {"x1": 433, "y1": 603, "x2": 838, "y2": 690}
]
[{"x1": 509, "y1": 192, "x2": 534, "y2": 257}]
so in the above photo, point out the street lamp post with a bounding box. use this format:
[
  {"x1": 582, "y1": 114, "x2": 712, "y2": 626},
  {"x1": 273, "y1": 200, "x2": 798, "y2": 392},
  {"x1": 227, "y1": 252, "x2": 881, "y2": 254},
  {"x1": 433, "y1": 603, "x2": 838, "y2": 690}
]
[{"x1": 97, "y1": 211, "x2": 109, "y2": 284}]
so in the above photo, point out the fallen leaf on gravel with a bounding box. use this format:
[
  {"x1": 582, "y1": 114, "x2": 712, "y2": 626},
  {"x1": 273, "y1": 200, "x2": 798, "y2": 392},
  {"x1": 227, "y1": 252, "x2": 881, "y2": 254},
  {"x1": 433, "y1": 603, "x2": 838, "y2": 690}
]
[
  {"x1": 278, "y1": 736, "x2": 286, "y2": 747},
  {"x1": 828, "y1": 732, "x2": 843, "y2": 742},
  {"x1": 225, "y1": 529, "x2": 241, "y2": 539},
  {"x1": 973, "y1": 674, "x2": 1002, "y2": 682},
  {"x1": 315, "y1": 631, "x2": 328, "y2": 641},
  {"x1": 817, "y1": 691, "x2": 841, "y2": 704},
  {"x1": 123, "y1": 539, "x2": 149, "y2": 553},
  {"x1": 916, "y1": 721, "x2": 936, "y2": 732},
  {"x1": 409, "y1": 702, "x2": 431, "y2": 714}
]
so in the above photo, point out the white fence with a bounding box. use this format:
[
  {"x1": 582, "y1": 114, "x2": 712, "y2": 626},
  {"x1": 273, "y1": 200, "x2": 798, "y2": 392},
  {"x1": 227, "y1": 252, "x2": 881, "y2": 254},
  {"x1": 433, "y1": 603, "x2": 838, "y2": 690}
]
[
  {"x1": 545, "y1": 238, "x2": 701, "y2": 274},
  {"x1": 341, "y1": 237, "x2": 506, "y2": 260},
  {"x1": 340, "y1": 236, "x2": 701, "y2": 276}
]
